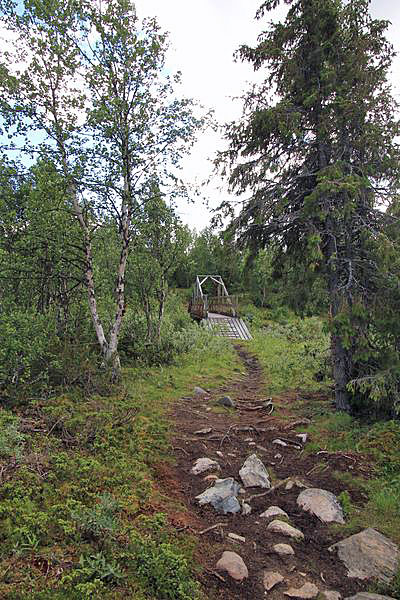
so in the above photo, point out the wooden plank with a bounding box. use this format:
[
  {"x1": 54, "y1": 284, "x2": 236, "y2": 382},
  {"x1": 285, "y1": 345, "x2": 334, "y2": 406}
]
[{"x1": 202, "y1": 316, "x2": 252, "y2": 341}]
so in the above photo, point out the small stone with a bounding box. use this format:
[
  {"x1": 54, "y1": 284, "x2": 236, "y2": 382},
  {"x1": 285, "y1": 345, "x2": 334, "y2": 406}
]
[
  {"x1": 216, "y1": 451, "x2": 223, "y2": 457},
  {"x1": 194, "y1": 386, "x2": 208, "y2": 396},
  {"x1": 260, "y1": 506, "x2": 289, "y2": 520},
  {"x1": 228, "y1": 532, "x2": 246, "y2": 543},
  {"x1": 323, "y1": 592, "x2": 342, "y2": 600},
  {"x1": 284, "y1": 582, "x2": 319, "y2": 598},
  {"x1": 273, "y1": 543, "x2": 295, "y2": 555},
  {"x1": 239, "y1": 454, "x2": 271, "y2": 488},
  {"x1": 263, "y1": 570, "x2": 284, "y2": 591},
  {"x1": 273, "y1": 439, "x2": 288, "y2": 447},
  {"x1": 296, "y1": 433, "x2": 308, "y2": 443},
  {"x1": 218, "y1": 396, "x2": 236, "y2": 408},
  {"x1": 227, "y1": 453, "x2": 236, "y2": 457},
  {"x1": 216, "y1": 551, "x2": 248, "y2": 582},
  {"x1": 248, "y1": 442, "x2": 256, "y2": 446},
  {"x1": 329, "y1": 528, "x2": 399, "y2": 584},
  {"x1": 345, "y1": 595, "x2": 396, "y2": 600},
  {"x1": 194, "y1": 427, "x2": 212, "y2": 435},
  {"x1": 244, "y1": 437, "x2": 253, "y2": 442},
  {"x1": 191, "y1": 457, "x2": 220, "y2": 475},
  {"x1": 274, "y1": 453, "x2": 282, "y2": 459},
  {"x1": 242, "y1": 502, "x2": 252, "y2": 516},
  {"x1": 206, "y1": 407, "x2": 212, "y2": 412},
  {"x1": 297, "y1": 488, "x2": 345, "y2": 524},
  {"x1": 267, "y1": 520, "x2": 304, "y2": 540}
]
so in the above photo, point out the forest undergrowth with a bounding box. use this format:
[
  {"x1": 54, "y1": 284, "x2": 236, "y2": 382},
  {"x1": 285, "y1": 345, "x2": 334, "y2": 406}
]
[{"x1": 0, "y1": 308, "x2": 399, "y2": 599}]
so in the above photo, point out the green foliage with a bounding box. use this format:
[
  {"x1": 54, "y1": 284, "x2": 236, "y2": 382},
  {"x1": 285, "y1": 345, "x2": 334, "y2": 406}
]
[
  {"x1": 77, "y1": 552, "x2": 124, "y2": 583},
  {"x1": 338, "y1": 490, "x2": 352, "y2": 518},
  {"x1": 72, "y1": 494, "x2": 120, "y2": 541},
  {"x1": 0, "y1": 307, "x2": 55, "y2": 395},
  {"x1": 248, "y1": 316, "x2": 331, "y2": 394},
  {"x1": 130, "y1": 531, "x2": 200, "y2": 600},
  {"x1": 0, "y1": 412, "x2": 25, "y2": 461}
]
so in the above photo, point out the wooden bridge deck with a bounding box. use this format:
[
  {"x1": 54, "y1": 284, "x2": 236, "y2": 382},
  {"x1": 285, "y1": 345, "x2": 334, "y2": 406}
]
[
  {"x1": 203, "y1": 312, "x2": 252, "y2": 341},
  {"x1": 189, "y1": 275, "x2": 252, "y2": 340}
]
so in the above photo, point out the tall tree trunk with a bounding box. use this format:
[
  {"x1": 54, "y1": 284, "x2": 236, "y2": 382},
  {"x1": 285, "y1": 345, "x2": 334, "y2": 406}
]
[
  {"x1": 156, "y1": 283, "x2": 167, "y2": 342},
  {"x1": 106, "y1": 218, "x2": 130, "y2": 381},
  {"x1": 326, "y1": 230, "x2": 352, "y2": 413}
]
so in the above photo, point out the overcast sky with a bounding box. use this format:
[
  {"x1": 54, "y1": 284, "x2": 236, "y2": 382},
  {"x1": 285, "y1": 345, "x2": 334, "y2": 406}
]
[{"x1": 134, "y1": 0, "x2": 400, "y2": 231}]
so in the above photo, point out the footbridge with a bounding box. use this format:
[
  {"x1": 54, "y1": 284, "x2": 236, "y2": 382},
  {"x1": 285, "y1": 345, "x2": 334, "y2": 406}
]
[{"x1": 188, "y1": 275, "x2": 252, "y2": 341}]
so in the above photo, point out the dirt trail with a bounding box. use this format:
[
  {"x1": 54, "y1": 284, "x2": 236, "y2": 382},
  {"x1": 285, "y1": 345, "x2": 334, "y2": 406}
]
[{"x1": 165, "y1": 345, "x2": 367, "y2": 599}]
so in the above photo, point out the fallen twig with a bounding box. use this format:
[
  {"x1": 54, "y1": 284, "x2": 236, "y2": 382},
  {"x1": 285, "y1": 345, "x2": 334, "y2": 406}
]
[
  {"x1": 219, "y1": 424, "x2": 236, "y2": 448},
  {"x1": 172, "y1": 446, "x2": 189, "y2": 456},
  {"x1": 208, "y1": 570, "x2": 226, "y2": 583},
  {"x1": 248, "y1": 478, "x2": 289, "y2": 502},
  {"x1": 197, "y1": 523, "x2": 227, "y2": 535}
]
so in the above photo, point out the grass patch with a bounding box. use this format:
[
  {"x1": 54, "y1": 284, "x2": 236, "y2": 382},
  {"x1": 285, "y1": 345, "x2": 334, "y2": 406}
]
[
  {"x1": 0, "y1": 334, "x2": 239, "y2": 599},
  {"x1": 246, "y1": 317, "x2": 331, "y2": 395}
]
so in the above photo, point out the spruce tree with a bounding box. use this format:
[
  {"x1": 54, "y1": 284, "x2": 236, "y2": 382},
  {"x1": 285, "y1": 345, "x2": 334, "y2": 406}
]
[{"x1": 219, "y1": 0, "x2": 400, "y2": 412}]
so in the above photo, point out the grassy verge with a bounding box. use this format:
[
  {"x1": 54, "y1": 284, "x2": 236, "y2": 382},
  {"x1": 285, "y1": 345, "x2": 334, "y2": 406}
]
[
  {"x1": 0, "y1": 334, "x2": 239, "y2": 600},
  {"x1": 303, "y1": 413, "x2": 400, "y2": 543},
  {"x1": 246, "y1": 316, "x2": 331, "y2": 395}
]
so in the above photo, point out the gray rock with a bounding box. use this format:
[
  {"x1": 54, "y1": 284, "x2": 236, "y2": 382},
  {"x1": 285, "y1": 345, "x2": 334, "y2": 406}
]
[
  {"x1": 260, "y1": 506, "x2": 289, "y2": 519},
  {"x1": 239, "y1": 454, "x2": 271, "y2": 488},
  {"x1": 273, "y1": 543, "x2": 295, "y2": 555},
  {"x1": 297, "y1": 488, "x2": 345, "y2": 524},
  {"x1": 284, "y1": 583, "x2": 319, "y2": 598},
  {"x1": 263, "y1": 571, "x2": 284, "y2": 591},
  {"x1": 196, "y1": 477, "x2": 242, "y2": 514},
  {"x1": 296, "y1": 433, "x2": 308, "y2": 443},
  {"x1": 329, "y1": 528, "x2": 399, "y2": 584},
  {"x1": 216, "y1": 551, "x2": 248, "y2": 582},
  {"x1": 194, "y1": 386, "x2": 208, "y2": 396},
  {"x1": 191, "y1": 457, "x2": 220, "y2": 475},
  {"x1": 267, "y1": 520, "x2": 304, "y2": 540},
  {"x1": 323, "y1": 592, "x2": 341, "y2": 600},
  {"x1": 219, "y1": 496, "x2": 241, "y2": 514},
  {"x1": 218, "y1": 395, "x2": 236, "y2": 408},
  {"x1": 345, "y1": 595, "x2": 396, "y2": 600}
]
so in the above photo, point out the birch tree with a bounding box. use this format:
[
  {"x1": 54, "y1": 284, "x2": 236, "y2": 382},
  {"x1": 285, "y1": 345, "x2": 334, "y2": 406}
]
[{"x1": 0, "y1": 0, "x2": 202, "y2": 378}]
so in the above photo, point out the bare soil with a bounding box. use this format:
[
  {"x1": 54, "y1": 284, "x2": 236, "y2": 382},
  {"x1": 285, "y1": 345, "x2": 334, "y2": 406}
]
[{"x1": 165, "y1": 345, "x2": 370, "y2": 599}]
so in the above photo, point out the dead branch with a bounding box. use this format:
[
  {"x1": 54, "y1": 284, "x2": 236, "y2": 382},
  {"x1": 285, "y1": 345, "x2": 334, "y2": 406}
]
[
  {"x1": 172, "y1": 446, "x2": 189, "y2": 456},
  {"x1": 197, "y1": 523, "x2": 227, "y2": 535},
  {"x1": 248, "y1": 478, "x2": 290, "y2": 502}
]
